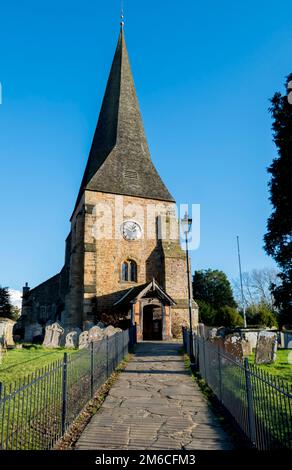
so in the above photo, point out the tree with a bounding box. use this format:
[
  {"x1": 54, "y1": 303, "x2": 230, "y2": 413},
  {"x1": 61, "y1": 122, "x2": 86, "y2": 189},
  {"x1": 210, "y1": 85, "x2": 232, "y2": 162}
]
[
  {"x1": 246, "y1": 302, "x2": 278, "y2": 328},
  {"x1": 193, "y1": 269, "x2": 239, "y2": 327},
  {"x1": 196, "y1": 300, "x2": 216, "y2": 326},
  {"x1": 264, "y1": 73, "x2": 292, "y2": 326},
  {"x1": 0, "y1": 286, "x2": 12, "y2": 319},
  {"x1": 193, "y1": 269, "x2": 237, "y2": 310},
  {"x1": 232, "y1": 268, "x2": 279, "y2": 311},
  {"x1": 215, "y1": 306, "x2": 244, "y2": 329}
]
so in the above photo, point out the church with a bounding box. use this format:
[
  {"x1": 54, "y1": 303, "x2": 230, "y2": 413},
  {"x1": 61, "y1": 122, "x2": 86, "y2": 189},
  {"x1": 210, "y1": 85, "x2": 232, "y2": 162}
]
[{"x1": 19, "y1": 24, "x2": 198, "y2": 342}]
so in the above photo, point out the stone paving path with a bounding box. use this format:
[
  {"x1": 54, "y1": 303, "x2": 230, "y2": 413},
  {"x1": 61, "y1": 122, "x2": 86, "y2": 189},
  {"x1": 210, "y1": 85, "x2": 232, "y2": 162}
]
[{"x1": 76, "y1": 342, "x2": 234, "y2": 450}]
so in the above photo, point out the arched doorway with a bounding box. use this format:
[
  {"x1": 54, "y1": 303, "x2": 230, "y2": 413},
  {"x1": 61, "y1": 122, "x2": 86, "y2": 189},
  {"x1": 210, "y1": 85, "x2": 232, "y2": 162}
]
[{"x1": 143, "y1": 304, "x2": 163, "y2": 340}]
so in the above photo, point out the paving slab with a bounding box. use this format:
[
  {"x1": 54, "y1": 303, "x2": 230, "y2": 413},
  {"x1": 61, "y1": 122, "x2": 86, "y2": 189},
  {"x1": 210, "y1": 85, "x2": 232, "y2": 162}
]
[{"x1": 76, "y1": 342, "x2": 234, "y2": 450}]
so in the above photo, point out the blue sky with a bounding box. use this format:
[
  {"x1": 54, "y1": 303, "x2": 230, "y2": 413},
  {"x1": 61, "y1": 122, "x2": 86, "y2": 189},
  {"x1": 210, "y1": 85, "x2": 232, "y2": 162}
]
[{"x1": 0, "y1": 0, "x2": 291, "y2": 292}]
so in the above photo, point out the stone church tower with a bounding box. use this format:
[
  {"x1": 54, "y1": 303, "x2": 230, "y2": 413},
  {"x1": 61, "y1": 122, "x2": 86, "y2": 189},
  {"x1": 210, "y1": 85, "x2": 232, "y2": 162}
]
[{"x1": 20, "y1": 26, "x2": 198, "y2": 341}]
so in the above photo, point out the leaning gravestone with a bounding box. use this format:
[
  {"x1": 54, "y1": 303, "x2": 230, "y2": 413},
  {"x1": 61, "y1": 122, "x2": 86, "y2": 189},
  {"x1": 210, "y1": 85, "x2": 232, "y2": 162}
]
[
  {"x1": 79, "y1": 331, "x2": 89, "y2": 349},
  {"x1": 65, "y1": 328, "x2": 81, "y2": 349},
  {"x1": 0, "y1": 318, "x2": 16, "y2": 349},
  {"x1": 255, "y1": 331, "x2": 277, "y2": 365},
  {"x1": 43, "y1": 322, "x2": 64, "y2": 348},
  {"x1": 88, "y1": 326, "x2": 104, "y2": 342},
  {"x1": 223, "y1": 334, "x2": 243, "y2": 362}
]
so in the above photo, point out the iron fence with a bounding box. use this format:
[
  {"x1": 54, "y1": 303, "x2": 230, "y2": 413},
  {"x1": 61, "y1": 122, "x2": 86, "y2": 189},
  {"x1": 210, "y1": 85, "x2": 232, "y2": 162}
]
[
  {"x1": 183, "y1": 327, "x2": 292, "y2": 450},
  {"x1": 0, "y1": 327, "x2": 136, "y2": 450}
]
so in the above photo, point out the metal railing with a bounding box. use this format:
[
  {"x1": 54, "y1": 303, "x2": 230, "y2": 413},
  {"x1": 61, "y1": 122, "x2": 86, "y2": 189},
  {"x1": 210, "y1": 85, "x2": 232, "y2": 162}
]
[
  {"x1": 183, "y1": 327, "x2": 292, "y2": 450},
  {"x1": 0, "y1": 327, "x2": 136, "y2": 450}
]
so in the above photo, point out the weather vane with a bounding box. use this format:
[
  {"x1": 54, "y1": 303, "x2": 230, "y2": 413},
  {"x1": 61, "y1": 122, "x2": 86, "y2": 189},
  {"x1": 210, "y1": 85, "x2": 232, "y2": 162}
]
[{"x1": 120, "y1": 0, "x2": 124, "y2": 30}]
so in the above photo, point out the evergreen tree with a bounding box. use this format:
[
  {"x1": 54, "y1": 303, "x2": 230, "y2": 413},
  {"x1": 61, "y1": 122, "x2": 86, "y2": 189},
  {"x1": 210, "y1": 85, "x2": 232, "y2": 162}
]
[
  {"x1": 0, "y1": 286, "x2": 12, "y2": 319},
  {"x1": 264, "y1": 74, "x2": 292, "y2": 326},
  {"x1": 193, "y1": 269, "x2": 237, "y2": 310},
  {"x1": 193, "y1": 269, "x2": 239, "y2": 326}
]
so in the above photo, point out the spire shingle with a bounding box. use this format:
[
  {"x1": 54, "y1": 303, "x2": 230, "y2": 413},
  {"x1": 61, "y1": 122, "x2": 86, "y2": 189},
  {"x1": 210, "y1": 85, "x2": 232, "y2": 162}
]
[{"x1": 73, "y1": 30, "x2": 174, "y2": 214}]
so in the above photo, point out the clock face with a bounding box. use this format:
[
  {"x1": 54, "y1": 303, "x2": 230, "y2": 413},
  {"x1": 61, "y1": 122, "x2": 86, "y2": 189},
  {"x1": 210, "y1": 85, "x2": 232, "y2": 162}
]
[{"x1": 121, "y1": 220, "x2": 142, "y2": 241}]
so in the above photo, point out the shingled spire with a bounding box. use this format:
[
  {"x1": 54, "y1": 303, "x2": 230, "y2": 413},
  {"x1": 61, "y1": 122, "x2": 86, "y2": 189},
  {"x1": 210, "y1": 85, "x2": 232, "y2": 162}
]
[{"x1": 73, "y1": 28, "x2": 174, "y2": 214}]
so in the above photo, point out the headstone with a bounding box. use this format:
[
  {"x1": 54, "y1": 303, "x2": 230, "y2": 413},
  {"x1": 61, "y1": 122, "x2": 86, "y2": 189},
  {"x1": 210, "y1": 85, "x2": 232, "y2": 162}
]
[
  {"x1": 242, "y1": 339, "x2": 253, "y2": 356},
  {"x1": 79, "y1": 331, "x2": 89, "y2": 349},
  {"x1": 281, "y1": 331, "x2": 292, "y2": 349},
  {"x1": 255, "y1": 331, "x2": 277, "y2": 365},
  {"x1": 65, "y1": 328, "x2": 81, "y2": 349},
  {"x1": 59, "y1": 327, "x2": 72, "y2": 347},
  {"x1": 223, "y1": 334, "x2": 243, "y2": 362},
  {"x1": 0, "y1": 318, "x2": 16, "y2": 349},
  {"x1": 43, "y1": 322, "x2": 64, "y2": 348},
  {"x1": 208, "y1": 327, "x2": 218, "y2": 339},
  {"x1": 209, "y1": 336, "x2": 224, "y2": 350},
  {"x1": 244, "y1": 331, "x2": 259, "y2": 350},
  {"x1": 217, "y1": 326, "x2": 227, "y2": 338},
  {"x1": 88, "y1": 326, "x2": 104, "y2": 342},
  {"x1": 198, "y1": 323, "x2": 205, "y2": 338},
  {"x1": 103, "y1": 325, "x2": 122, "y2": 337}
]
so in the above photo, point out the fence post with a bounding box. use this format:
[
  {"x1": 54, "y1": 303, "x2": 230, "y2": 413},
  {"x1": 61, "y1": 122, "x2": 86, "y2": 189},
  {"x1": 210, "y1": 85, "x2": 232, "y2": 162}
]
[
  {"x1": 244, "y1": 358, "x2": 256, "y2": 447},
  {"x1": 202, "y1": 337, "x2": 206, "y2": 380},
  {"x1": 90, "y1": 341, "x2": 94, "y2": 398},
  {"x1": 61, "y1": 353, "x2": 68, "y2": 435},
  {"x1": 106, "y1": 336, "x2": 109, "y2": 378},
  {"x1": 218, "y1": 347, "x2": 222, "y2": 402}
]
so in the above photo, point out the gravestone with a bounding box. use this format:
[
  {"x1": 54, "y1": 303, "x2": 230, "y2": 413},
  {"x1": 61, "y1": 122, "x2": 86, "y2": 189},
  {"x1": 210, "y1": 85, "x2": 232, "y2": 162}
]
[
  {"x1": 79, "y1": 331, "x2": 89, "y2": 349},
  {"x1": 198, "y1": 323, "x2": 205, "y2": 338},
  {"x1": 209, "y1": 336, "x2": 224, "y2": 350},
  {"x1": 217, "y1": 326, "x2": 228, "y2": 338},
  {"x1": 43, "y1": 322, "x2": 64, "y2": 348},
  {"x1": 65, "y1": 328, "x2": 81, "y2": 349},
  {"x1": 255, "y1": 331, "x2": 277, "y2": 365},
  {"x1": 244, "y1": 331, "x2": 259, "y2": 350},
  {"x1": 242, "y1": 339, "x2": 253, "y2": 356},
  {"x1": 103, "y1": 325, "x2": 122, "y2": 337},
  {"x1": 88, "y1": 326, "x2": 104, "y2": 342},
  {"x1": 208, "y1": 328, "x2": 218, "y2": 339},
  {"x1": 223, "y1": 334, "x2": 243, "y2": 362},
  {"x1": 0, "y1": 318, "x2": 16, "y2": 349}
]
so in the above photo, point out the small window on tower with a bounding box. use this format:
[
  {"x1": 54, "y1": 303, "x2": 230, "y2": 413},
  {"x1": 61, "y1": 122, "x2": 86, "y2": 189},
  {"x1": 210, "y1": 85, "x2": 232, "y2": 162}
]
[
  {"x1": 121, "y1": 260, "x2": 137, "y2": 282},
  {"x1": 129, "y1": 260, "x2": 137, "y2": 282},
  {"x1": 122, "y1": 261, "x2": 129, "y2": 281}
]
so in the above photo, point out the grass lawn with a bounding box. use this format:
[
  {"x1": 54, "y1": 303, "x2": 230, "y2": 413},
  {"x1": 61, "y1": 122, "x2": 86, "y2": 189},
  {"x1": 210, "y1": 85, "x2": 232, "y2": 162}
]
[
  {"x1": 0, "y1": 344, "x2": 76, "y2": 385},
  {"x1": 249, "y1": 349, "x2": 292, "y2": 387}
]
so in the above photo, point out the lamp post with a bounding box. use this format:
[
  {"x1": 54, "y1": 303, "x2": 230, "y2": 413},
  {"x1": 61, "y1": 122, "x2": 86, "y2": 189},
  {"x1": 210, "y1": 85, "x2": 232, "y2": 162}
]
[{"x1": 181, "y1": 212, "x2": 195, "y2": 368}]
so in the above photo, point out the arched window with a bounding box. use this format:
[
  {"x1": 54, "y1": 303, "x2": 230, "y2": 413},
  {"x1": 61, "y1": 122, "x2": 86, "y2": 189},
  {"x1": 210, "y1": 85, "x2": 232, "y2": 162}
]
[
  {"x1": 122, "y1": 261, "x2": 129, "y2": 281},
  {"x1": 129, "y1": 260, "x2": 137, "y2": 282},
  {"x1": 121, "y1": 260, "x2": 137, "y2": 282}
]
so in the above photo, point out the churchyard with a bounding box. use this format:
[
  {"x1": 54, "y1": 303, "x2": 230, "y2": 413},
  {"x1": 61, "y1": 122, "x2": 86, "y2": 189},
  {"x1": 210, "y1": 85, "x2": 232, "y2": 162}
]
[
  {"x1": 248, "y1": 349, "x2": 292, "y2": 386},
  {"x1": 0, "y1": 345, "x2": 75, "y2": 384}
]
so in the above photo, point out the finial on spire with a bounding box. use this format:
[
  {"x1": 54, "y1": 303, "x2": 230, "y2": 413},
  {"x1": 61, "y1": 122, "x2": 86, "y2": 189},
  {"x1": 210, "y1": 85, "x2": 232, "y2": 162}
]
[{"x1": 120, "y1": 0, "x2": 124, "y2": 30}]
